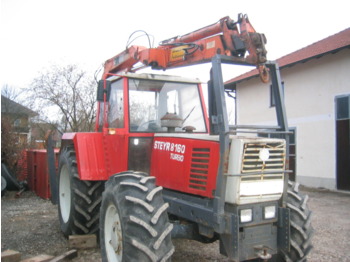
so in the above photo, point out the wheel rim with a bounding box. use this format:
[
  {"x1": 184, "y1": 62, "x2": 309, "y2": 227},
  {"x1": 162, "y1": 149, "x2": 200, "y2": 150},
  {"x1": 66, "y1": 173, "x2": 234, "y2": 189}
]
[
  {"x1": 59, "y1": 165, "x2": 71, "y2": 223},
  {"x1": 105, "y1": 203, "x2": 123, "y2": 262}
]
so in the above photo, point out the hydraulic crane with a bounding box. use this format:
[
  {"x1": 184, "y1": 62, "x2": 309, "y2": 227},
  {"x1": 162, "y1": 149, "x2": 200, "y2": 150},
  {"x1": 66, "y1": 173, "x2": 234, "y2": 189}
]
[{"x1": 103, "y1": 14, "x2": 269, "y2": 82}]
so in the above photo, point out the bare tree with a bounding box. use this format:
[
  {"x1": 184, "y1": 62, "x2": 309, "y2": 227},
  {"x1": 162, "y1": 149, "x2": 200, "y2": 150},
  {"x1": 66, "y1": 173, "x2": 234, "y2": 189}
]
[
  {"x1": 28, "y1": 64, "x2": 96, "y2": 132},
  {"x1": 1, "y1": 85, "x2": 21, "y2": 104}
]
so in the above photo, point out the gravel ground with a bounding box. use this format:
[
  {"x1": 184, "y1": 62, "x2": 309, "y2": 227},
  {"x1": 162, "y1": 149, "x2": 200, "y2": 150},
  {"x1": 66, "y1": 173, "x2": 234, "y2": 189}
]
[{"x1": 1, "y1": 187, "x2": 350, "y2": 262}]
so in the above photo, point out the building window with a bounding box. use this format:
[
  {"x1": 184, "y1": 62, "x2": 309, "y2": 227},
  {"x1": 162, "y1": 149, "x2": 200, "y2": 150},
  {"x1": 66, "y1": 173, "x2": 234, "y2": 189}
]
[
  {"x1": 336, "y1": 95, "x2": 350, "y2": 120},
  {"x1": 270, "y1": 81, "x2": 284, "y2": 107},
  {"x1": 14, "y1": 119, "x2": 21, "y2": 127}
]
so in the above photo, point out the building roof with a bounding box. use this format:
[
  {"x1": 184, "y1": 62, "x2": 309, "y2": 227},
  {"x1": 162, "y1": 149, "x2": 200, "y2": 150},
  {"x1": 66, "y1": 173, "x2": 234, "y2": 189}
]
[
  {"x1": 1, "y1": 95, "x2": 38, "y2": 117},
  {"x1": 226, "y1": 27, "x2": 350, "y2": 85}
]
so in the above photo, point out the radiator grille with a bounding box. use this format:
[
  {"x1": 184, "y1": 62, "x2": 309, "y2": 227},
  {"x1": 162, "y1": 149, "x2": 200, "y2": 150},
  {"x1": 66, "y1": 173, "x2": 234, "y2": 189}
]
[
  {"x1": 241, "y1": 142, "x2": 285, "y2": 181},
  {"x1": 189, "y1": 148, "x2": 210, "y2": 191}
]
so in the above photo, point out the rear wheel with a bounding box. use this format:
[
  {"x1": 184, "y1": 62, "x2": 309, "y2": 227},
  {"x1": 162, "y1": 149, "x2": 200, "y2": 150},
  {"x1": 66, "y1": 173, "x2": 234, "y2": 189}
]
[
  {"x1": 58, "y1": 146, "x2": 104, "y2": 236},
  {"x1": 280, "y1": 181, "x2": 314, "y2": 261},
  {"x1": 100, "y1": 172, "x2": 174, "y2": 262}
]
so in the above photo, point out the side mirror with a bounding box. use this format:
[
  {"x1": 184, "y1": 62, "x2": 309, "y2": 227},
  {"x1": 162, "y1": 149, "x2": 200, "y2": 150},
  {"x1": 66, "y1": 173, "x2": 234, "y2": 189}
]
[{"x1": 97, "y1": 80, "x2": 111, "y2": 102}]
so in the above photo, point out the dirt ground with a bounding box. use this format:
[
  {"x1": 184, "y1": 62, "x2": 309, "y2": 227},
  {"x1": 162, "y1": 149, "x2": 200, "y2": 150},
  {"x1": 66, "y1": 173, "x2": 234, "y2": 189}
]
[{"x1": 1, "y1": 187, "x2": 350, "y2": 262}]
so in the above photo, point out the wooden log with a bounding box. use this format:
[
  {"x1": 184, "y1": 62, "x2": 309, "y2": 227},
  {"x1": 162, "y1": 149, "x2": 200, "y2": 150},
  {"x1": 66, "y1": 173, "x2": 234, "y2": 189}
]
[
  {"x1": 48, "y1": 250, "x2": 77, "y2": 262},
  {"x1": 1, "y1": 250, "x2": 21, "y2": 262},
  {"x1": 68, "y1": 234, "x2": 97, "y2": 249}
]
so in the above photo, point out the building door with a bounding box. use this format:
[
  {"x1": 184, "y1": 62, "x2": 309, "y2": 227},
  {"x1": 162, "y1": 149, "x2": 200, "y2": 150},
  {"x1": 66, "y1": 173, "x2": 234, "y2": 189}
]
[{"x1": 336, "y1": 95, "x2": 350, "y2": 191}]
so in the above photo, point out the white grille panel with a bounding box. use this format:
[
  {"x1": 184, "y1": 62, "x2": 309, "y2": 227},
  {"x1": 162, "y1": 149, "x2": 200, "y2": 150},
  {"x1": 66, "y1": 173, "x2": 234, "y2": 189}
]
[
  {"x1": 225, "y1": 137, "x2": 286, "y2": 205},
  {"x1": 241, "y1": 142, "x2": 285, "y2": 179}
]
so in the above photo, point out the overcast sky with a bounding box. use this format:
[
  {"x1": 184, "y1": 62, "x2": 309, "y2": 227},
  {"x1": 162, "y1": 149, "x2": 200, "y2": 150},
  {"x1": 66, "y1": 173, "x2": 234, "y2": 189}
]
[{"x1": 1, "y1": 0, "x2": 349, "y2": 90}]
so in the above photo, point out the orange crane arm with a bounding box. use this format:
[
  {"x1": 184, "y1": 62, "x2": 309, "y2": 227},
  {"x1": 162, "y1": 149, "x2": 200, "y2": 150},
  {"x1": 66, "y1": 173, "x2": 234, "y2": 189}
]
[{"x1": 103, "y1": 14, "x2": 268, "y2": 82}]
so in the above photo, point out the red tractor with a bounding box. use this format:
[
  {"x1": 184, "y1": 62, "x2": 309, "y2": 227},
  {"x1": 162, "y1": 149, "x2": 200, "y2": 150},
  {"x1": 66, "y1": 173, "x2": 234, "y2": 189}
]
[{"x1": 55, "y1": 14, "x2": 313, "y2": 261}]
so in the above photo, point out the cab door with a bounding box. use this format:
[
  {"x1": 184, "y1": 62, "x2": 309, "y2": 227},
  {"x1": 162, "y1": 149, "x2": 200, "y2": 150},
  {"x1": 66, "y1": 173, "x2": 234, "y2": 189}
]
[{"x1": 102, "y1": 78, "x2": 129, "y2": 176}]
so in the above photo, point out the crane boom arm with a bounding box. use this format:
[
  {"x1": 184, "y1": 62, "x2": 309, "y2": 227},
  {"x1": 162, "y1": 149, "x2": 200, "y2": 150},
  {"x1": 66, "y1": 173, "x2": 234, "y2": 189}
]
[{"x1": 103, "y1": 14, "x2": 268, "y2": 81}]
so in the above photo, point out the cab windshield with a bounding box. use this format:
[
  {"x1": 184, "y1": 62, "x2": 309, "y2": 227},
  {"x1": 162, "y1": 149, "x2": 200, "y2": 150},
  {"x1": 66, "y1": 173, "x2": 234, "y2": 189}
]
[{"x1": 128, "y1": 78, "x2": 207, "y2": 133}]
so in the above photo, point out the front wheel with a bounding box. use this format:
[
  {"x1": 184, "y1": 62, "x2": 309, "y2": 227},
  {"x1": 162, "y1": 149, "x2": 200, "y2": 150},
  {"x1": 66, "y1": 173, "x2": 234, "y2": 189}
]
[{"x1": 100, "y1": 172, "x2": 174, "y2": 262}]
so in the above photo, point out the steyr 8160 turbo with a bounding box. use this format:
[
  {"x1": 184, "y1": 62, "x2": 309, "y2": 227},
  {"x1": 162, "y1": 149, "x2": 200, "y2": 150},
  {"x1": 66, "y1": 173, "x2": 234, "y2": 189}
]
[{"x1": 55, "y1": 13, "x2": 313, "y2": 262}]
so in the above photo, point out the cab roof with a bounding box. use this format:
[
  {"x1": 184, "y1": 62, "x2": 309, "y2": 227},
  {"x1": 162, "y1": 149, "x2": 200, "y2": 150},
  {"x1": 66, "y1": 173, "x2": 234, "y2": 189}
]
[{"x1": 107, "y1": 72, "x2": 201, "y2": 84}]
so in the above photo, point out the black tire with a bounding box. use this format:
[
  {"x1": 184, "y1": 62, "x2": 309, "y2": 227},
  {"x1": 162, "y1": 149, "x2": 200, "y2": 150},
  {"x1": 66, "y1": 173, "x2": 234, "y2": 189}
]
[
  {"x1": 100, "y1": 172, "x2": 174, "y2": 262},
  {"x1": 280, "y1": 181, "x2": 314, "y2": 261},
  {"x1": 58, "y1": 146, "x2": 104, "y2": 236}
]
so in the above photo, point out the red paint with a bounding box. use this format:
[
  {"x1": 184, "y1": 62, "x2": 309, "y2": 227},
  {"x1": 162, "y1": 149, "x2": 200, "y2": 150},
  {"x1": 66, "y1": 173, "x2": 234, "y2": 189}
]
[
  {"x1": 62, "y1": 131, "x2": 131, "y2": 181},
  {"x1": 102, "y1": 129, "x2": 129, "y2": 176},
  {"x1": 151, "y1": 136, "x2": 220, "y2": 198},
  {"x1": 64, "y1": 132, "x2": 108, "y2": 181},
  {"x1": 26, "y1": 149, "x2": 59, "y2": 199}
]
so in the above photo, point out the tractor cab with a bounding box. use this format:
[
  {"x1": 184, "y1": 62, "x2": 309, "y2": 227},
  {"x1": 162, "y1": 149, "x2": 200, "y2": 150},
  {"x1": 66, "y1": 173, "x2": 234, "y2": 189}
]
[
  {"x1": 96, "y1": 73, "x2": 209, "y2": 134},
  {"x1": 95, "y1": 73, "x2": 215, "y2": 181}
]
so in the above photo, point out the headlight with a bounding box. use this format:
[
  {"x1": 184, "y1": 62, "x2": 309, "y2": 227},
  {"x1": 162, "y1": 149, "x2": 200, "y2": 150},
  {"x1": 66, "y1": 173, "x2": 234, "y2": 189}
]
[
  {"x1": 264, "y1": 205, "x2": 276, "y2": 219},
  {"x1": 240, "y1": 209, "x2": 253, "y2": 223}
]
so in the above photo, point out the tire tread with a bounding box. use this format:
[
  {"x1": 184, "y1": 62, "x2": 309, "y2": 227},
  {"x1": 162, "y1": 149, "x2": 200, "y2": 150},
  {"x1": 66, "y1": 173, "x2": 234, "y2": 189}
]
[
  {"x1": 58, "y1": 146, "x2": 104, "y2": 236},
  {"x1": 284, "y1": 181, "x2": 314, "y2": 261},
  {"x1": 100, "y1": 172, "x2": 174, "y2": 262}
]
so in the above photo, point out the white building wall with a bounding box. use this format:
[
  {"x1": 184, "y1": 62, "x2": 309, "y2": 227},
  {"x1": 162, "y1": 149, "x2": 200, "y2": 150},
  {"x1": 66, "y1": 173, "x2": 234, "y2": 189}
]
[{"x1": 235, "y1": 48, "x2": 350, "y2": 189}]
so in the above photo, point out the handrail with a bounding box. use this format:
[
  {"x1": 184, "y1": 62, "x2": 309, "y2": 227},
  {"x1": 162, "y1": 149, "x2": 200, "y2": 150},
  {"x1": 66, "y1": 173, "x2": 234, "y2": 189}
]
[{"x1": 224, "y1": 170, "x2": 293, "y2": 177}]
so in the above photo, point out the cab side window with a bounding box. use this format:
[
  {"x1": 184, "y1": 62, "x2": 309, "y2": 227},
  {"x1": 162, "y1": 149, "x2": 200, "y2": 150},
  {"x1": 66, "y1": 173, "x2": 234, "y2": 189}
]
[{"x1": 108, "y1": 79, "x2": 124, "y2": 128}]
